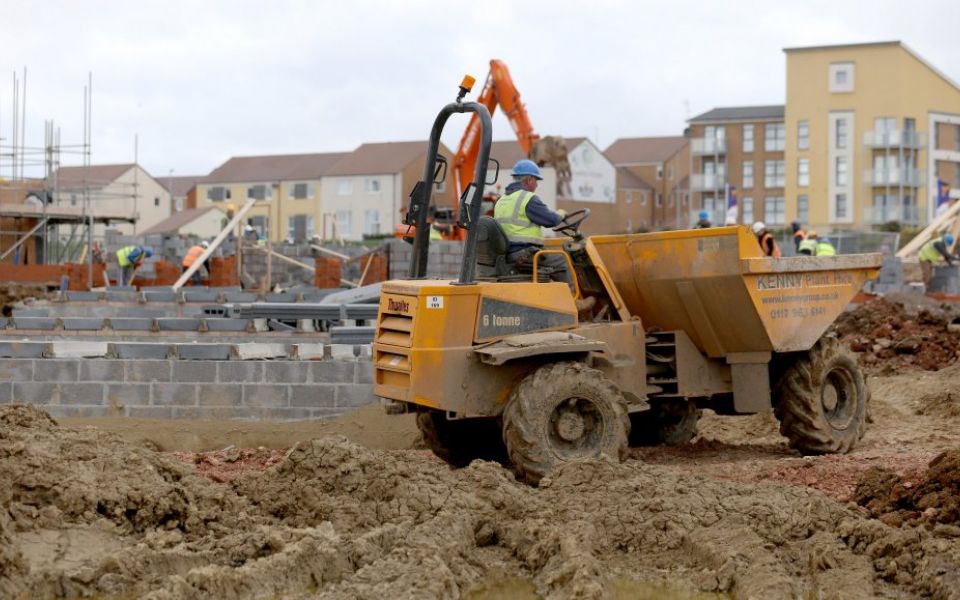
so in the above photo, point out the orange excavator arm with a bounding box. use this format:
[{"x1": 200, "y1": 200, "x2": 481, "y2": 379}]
[{"x1": 452, "y1": 59, "x2": 541, "y2": 200}]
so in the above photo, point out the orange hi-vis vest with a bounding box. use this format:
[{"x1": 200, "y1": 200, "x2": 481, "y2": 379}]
[
  {"x1": 758, "y1": 232, "x2": 782, "y2": 258},
  {"x1": 182, "y1": 245, "x2": 205, "y2": 268}
]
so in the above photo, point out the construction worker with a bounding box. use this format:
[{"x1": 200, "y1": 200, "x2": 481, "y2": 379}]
[
  {"x1": 182, "y1": 240, "x2": 210, "y2": 285},
  {"x1": 919, "y1": 233, "x2": 956, "y2": 286},
  {"x1": 791, "y1": 220, "x2": 806, "y2": 252},
  {"x1": 798, "y1": 231, "x2": 819, "y2": 256},
  {"x1": 694, "y1": 210, "x2": 712, "y2": 228},
  {"x1": 724, "y1": 216, "x2": 737, "y2": 226},
  {"x1": 751, "y1": 222, "x2": 782, "y2": 258},
  {"x1": 494, "y1": 159, "x2": 570, "y2": 283},
  {"x1": 116, "y1": 245, "x2": 152, "y2": 286},
  {"x1": 815, "y1": 236, "x2": 837, "y2": 256}
]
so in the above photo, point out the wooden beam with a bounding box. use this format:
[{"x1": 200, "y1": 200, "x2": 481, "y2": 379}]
[{"x1": 173, "y1": 199, "x2": 256, "y2": 290}]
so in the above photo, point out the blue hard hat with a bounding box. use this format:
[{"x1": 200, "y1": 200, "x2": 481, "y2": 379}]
[
  {"x1": 144, "y1": 247, "x2": 154, "y2": 258},
  {"x1": 511, "y1": 159, "x2": 543, "y2": 180},
  {"x1": 698, "y1": 210, "x2": 709, "y2": 220},
  {"x1": 946, "y1": 234, "x2": 955, "y2": 246}
]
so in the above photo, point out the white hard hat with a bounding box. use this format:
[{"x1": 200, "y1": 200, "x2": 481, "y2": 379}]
[
  {"x1": 751, "y1": 222, "x2": 766, "y2": 235},
  {"x1": 200, "y1": 240, "x2": 210, "y2": 249}
]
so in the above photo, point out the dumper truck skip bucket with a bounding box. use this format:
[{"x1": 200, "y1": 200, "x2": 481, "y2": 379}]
[{"x1": 589, "y1": 226, "x2": 883, "y2": 356}]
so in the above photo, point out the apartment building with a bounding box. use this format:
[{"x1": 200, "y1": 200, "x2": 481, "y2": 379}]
[
  {"x1": 320, "y1": 141, "x2": 455, "y2": 241},
  {"x1": 784, "y1": 41, "x2": 960, "y2": 229},
  {"x1": 605, "y1": 136, "x2": 689, "y2": 230},
  {"x1": 687, "y1": 107, "x2": 786, "y2": 228},
  {"x1": 196, "y1": 152, "x2": 347, "y2": 242}
]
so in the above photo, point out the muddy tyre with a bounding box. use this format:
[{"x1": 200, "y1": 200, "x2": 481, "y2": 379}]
[
  {"x1": 502, "y1": 362, "x2": 630, "y2": 484},
  {"x1": 774, "y1": 337, "x2": 868, "y2": 454},
  {"x1": 416, "y1": 410, "x2": 507, "y2": 468},
  {"x1": 629, "y1": 399, "x2": 701, "y2": 446}
]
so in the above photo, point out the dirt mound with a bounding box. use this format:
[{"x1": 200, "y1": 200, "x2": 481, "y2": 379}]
[
  {"x1": 830, "y1": 298, "x2": 960, "y2": 373},
  {"x1": 4, "y1": 404, "x2": 960, "y2": 599},
  {"x1": 853, "y1": 448, "x2": 960, "y2": 530}
]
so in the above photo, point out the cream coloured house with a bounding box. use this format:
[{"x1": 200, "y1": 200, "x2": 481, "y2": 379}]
[{"x1": 54, "y1": 164, "x2": 172, "y2": 235}]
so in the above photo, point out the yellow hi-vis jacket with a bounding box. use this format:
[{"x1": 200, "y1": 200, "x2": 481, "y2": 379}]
[
  {"x1": 919, "y1": 239, "x2": 945, "y2": 263},
  {"x1": 494, "y1": 189, "x2": 542, "y2": 245},
  {"x1": 798, "y1": 238, "x2": 818, "y2": 255},
  {"x1": 117, "y1": 246, "x2": 143, "y2": 268},
  {"x1": 815, "y1": 241, "x2": 836, "y2": 256}
]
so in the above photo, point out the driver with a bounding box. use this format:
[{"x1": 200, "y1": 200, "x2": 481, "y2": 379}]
[{"x1": 494, "y1": 159, "x2": 570, "y2": 284}]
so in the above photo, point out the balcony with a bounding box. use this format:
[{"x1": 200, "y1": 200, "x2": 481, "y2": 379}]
[
  {"x1": 863, "y1": 202, "x2": 921, "y2": 226},
  {"x1": 863, "y1": 168, "x2": 925, "y2": 187},
  {"x1": 691, "y1": 137, "x2": 727, "y2": 155},
  {"x1": 690, "y1": 173, "x2": 725, "y2": 192},
  {"x1": 863, "y1": 129, "x2": 927, "y2": 148}
]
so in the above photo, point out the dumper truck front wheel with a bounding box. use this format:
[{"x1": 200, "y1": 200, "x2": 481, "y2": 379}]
[
  {"x1": 774, "y1": 337, "x2": 868, "y2": 454},
  {"x1": 417, "y1": 411, "x2": 507, "y2": 468},
  {"x1": 502, "y1": 362, "x2": 630, "y2": 484}
]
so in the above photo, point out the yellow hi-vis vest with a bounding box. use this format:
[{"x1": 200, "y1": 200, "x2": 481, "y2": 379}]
[
  {"x1": 494, "y1": 190, "x2": 542, "y2": 245},
  {"x1": 798, "y1": 238, "x2": 818, "y2": 255},
  {"x1": 117, "y1": 246, "x2": 141, "y2": 267},
  {"x1": 429, "y1": 225, "x2": 442, "y2": 240},
  {"x1": 919, "y1": 239, "x2": 943, "y2": 263},
  {"x1": 815, "y1": 241, "x2": 836, "y2": 256}
]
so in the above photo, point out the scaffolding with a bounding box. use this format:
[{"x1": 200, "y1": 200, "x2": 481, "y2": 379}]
[{"x1": 0, "y1": 70, "x2": 140, "y2": 282}]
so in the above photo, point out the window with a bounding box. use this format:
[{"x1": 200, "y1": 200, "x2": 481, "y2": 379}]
[
  {"x1": 798, "y1": 158, "x2": 809, "y2": 187},
  {"x1": 364, "y1": 210, "x2": 381, "y2": 235},
  {"x1": 336, "y1": 210, "x2": 351, "y2": 235},
  {"x1": 624, "y1": 190, "x2": 632, "y2": 204},
  {"x1": 249, "y1": 215, "x2": 268, "y2": 239},
  {"x1": 625, "y1": 218, "x2": 633, "y2": 233},
  {"x1": 247, "y1": 184, "x2": 268, "y2": 200},
  {"x1": 829, "y1": 62, "x2": 855, "y2": 93},
  {"x1": 207, "y1": 186, "x2": 227, "y2": 202},
  {"x1": 835, "y1": 119, "x2": 848, "y2": 149},
  {"x1": 764, "y1": 123, "x2": 785, "y2": 152},
  {"x1": 797, "y1": 195, "x2": 809, "y2": 223},
  {"x1": 874, "y1": 117, "x2": 896, "y2": 135},
  {"x1": 873, "y1": 154, "x2": 899, "y2": 184},
  {"x1": 639, "y1": 192, "x2": 648, "y2": 206},
  {"x1": 286, "y1": 214, "x2": 314, "y2": 242},
  {"x1": 742, "y1": 161, "x2": 753, "y2": 189},
  {"x1": 797, "y1": 120, "x2": 809, "y2": 150},
  {"x1": 835, "y1": 193, "x2": 848, "y2": 219},
  {"x1": 743, "y1": 125, "x2": 754, "y2": 152},
  {"x1": 656, "y1": 165, "x2": 663, "y2": 180},
  {"x1": 290, "y1": 183, "x2": 314, "y2": 200},
  {"x1": 154, "y1": 197, "x2": 160, "y2": 207},
  {"x1": 365, "y1": 178, "x2": 381, "y2": 193},
  {"x1": 764, "y1": 160, "x2": 785, "y2": 188},
  {"x1": 742, "y1": 197, "x2": 753, "y2": 223},
  {"x1": 436, "y1": 179, "x2": 446, "y2": 193},
  {"x1": 684, "y1": 193, "x2": 690, "y2": 207},
  {"x1": 655, "y1": 193, "x2": 662, "y2": 207},
  {"x1": 668, "y1": 193, "x2": 675, "y2": 207},
  {"x1": 336, "y1": 179, "x2": 353, "y2": 195},
  {"x1": 764, "y1": 196, "x2": 785, "y2": 225},
  {"x1": 668, "y1": 166, "x2": 674, "y2": 180},
  {"x1": 836, "y1": 156, "x2": 848, "y2": 186}
]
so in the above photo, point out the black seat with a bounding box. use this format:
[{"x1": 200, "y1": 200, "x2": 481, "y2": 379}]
[{"x1": 476, "y1": 216, "x2": 511, "y2": 277}]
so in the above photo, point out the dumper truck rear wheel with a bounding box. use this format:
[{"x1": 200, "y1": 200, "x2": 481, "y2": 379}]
[
  {"x1": 774, "y1": 337, "x2": 868, "y2": 454},
  {"x1": 502, "y1": 362, "x2": 629, "y2": 484},
  {"x1": 416, "y1": 411, "x2": 507, "y2": 468},
  {"x1": 629, "y1": 399, "x2": 701, "y2": 446}
]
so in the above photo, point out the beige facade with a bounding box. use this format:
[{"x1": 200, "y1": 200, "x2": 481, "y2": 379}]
[
  {"x1": 605, "y1": 136, "x2": 690, "y2": 231},
  {"x1": 784, "y1": 42, "x2": 960, "y2": 229},
  {"x1": 55, "y1": 164, "x2": 172, "y2": 236}
]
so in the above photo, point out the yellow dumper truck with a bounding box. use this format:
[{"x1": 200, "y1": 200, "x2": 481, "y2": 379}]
[{"x1": 376, "y1": 79, "x2": 883, "y2": 482}]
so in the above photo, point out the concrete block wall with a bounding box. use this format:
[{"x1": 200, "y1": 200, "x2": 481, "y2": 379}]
[
  {"x1": 387, "y1": 239, "x2": 463, "y2": 279},
  {"x1": 0, "y1": 356, "x2": 375, "y2": 421}
]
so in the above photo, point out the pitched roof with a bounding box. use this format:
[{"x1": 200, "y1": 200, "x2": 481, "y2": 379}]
[
  {"x1": 140, "y1": 206, "x2": 222, "y2": 235},
  {"x1": 487, "y1": 136, "x2": 586, "y2": 170},
  {"x1": 325, "y1": 141, "x2": 442, "y2": 177},
  {"x1": 688, "y1": 105, "x2": 784, "y2": 123},
  {"x1": 205, "y1": 152, "x2": 348, "y2": 184},
  {"x1": 616, "y1": 167, "x2": 653, "y2": 190},
  {"x1": 56, "y1": 164, "x2": 135, "y2": 187},
  {"x1": 605, "y1": 136, "x2": 688, "y2": 165},
  {"x1": 161, "y1": 175, "x2": 207, "y2": 198}
]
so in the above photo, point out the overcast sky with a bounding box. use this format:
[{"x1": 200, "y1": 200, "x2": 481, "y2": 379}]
[{"x1": 1, "y1": 0, "x2": 957, "y2": 180}]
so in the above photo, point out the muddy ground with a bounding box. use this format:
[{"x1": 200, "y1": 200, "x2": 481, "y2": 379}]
[{"x1": 4, "y1": 296, "x2": 960, "y2": 598}]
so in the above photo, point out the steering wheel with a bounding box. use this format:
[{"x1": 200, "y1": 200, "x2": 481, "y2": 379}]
[{"x1": 553, "y1": 208, "x2": 590, "y2": 238}]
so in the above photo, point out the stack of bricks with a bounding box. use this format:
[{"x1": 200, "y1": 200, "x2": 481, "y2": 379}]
[
  {"x1": 315, "y1": 257, "x2": 342, "y2": 288},
  {"x1": 65, "y1": 263, "x2": 108, "y2": 291},
  {"x1": 358, "y1": 252, "x2": 388, "y2": 284},
  {"x1": 132, "y1": 260, "x2": 181, "y2": 288},
  {"x1": 208, "y1": 256, "x2": 240, "y2": 287}
]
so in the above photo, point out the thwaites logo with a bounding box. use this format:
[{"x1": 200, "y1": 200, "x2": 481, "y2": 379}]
[{"x1": 387, "y1": 298, "x2": 410, "y2": 314}]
